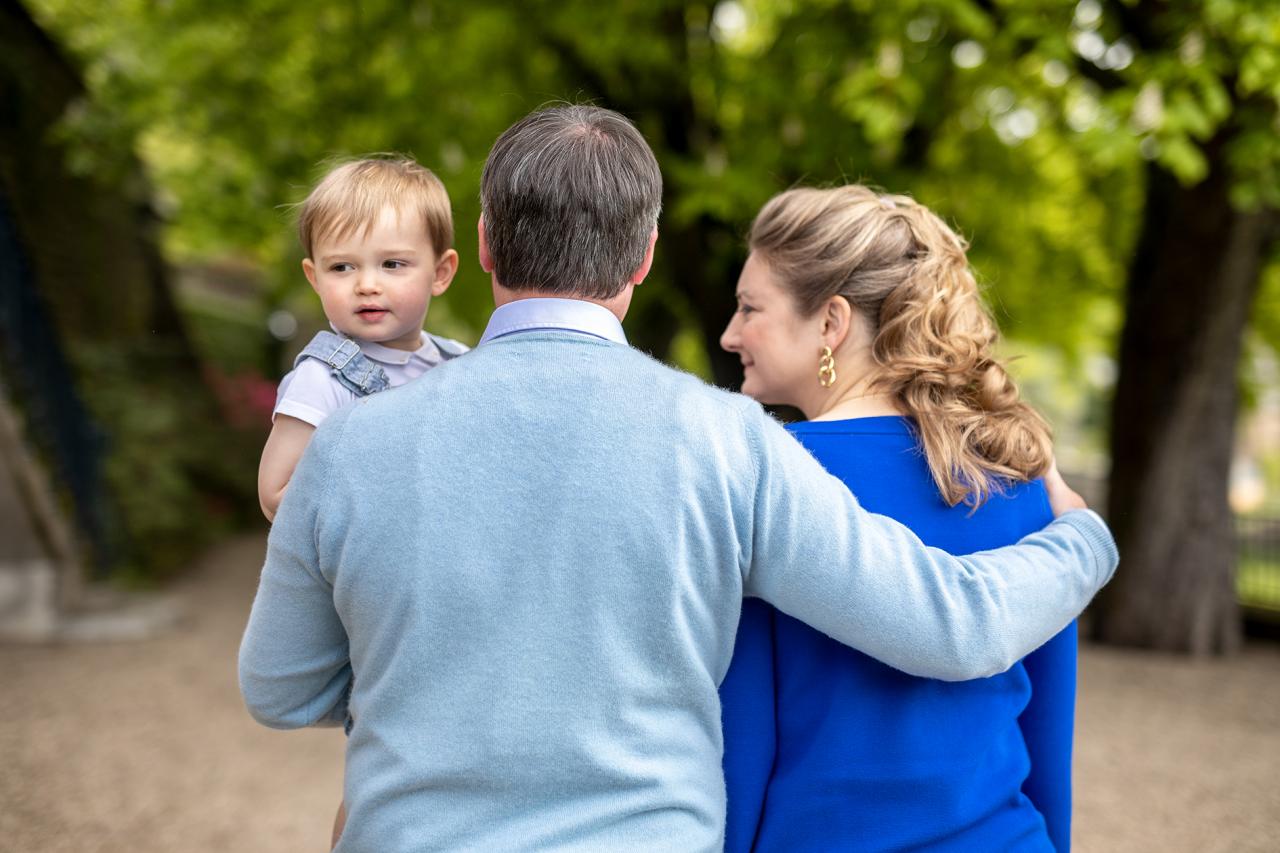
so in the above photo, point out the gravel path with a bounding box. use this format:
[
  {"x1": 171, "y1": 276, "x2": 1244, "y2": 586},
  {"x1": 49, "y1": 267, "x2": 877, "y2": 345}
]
[{"x1": 3, "y1": 533, "x2": 1278, "y2": 852}]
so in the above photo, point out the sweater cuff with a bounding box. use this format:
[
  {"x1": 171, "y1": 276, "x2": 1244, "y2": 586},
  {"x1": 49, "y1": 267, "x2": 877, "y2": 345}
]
[{"x1": 1054, "y1": 509, "x2": 1119, "y2": 586}]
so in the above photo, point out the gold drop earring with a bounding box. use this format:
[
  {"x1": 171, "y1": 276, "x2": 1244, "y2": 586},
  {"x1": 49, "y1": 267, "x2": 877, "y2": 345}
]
[{"x1": 818, "y1": 346, "x2": 837, "y2": 388}]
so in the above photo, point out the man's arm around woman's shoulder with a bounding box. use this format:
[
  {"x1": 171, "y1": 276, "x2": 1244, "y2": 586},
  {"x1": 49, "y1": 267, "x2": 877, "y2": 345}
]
[{"x1": 736, "y1": 405, "x2": 1117, "y2": 683}]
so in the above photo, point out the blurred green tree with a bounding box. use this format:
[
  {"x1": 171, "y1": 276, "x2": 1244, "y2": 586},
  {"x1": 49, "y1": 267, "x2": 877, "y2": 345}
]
[
  {"x1": 3, "y1": 0, "x2": 261, "y2": 582},
  {"x1": 1080, "y1": 0, "x2": 1280, "y2": 654},
  {"x1": 25, "y1": 0, "x2": 1132, "y2": 369},
  {"x1": 26, "y1": 0, "x2": 1280, "y2": 651}
]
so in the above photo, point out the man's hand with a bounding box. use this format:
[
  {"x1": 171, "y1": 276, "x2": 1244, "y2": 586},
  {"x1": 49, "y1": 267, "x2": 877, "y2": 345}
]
[{"x1": 1044, "y1": 460, "x2": 1087, "y2": 517}]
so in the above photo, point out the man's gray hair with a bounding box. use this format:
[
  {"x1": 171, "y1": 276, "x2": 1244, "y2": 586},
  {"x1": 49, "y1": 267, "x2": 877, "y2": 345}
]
[{"x1": 480, "y1": 105, "x2": 663, "y2": 300}]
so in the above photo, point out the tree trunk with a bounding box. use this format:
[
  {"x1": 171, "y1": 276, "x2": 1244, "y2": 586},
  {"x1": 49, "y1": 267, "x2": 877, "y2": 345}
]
[
  {"x1": 660, "y1": 216, "x2": 745, "y2": 388},
  {"x1": 1094, "y1": 131, "x2": 1278, "y2": 654}
]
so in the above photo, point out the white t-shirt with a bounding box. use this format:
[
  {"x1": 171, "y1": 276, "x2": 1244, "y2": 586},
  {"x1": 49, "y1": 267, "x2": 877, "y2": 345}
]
[{"x1": 273, "y1": 332, "x2": 448, "y2": 427}]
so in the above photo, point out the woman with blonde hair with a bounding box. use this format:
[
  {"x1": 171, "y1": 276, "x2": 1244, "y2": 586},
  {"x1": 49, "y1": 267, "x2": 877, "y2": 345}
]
[{"x1": 718, "y1": 185, "x2": 1075, "y2": 852}]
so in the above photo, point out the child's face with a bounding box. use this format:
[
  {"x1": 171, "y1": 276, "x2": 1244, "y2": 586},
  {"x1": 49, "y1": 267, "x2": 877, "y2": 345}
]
[{"x1": 302, "y1": 206, "x2": 457, "y2": 351}]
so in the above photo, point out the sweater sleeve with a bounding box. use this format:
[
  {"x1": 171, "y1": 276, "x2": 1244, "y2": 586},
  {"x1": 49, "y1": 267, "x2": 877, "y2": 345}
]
[
  {"x1": 1018, "y1": 620, "x2": 1078, "y2": 852},
  {"x1": 738, "y1": 406, "x2": 1116, "y2": 682},
  {"x1": 238, "y1": 411, "x2": 352, "y2": 729}
]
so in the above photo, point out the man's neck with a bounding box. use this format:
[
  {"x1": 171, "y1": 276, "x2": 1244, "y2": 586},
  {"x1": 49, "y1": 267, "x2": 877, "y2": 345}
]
[{"x1": 492, "y1": 283, "x2": 633, "y2": 324}]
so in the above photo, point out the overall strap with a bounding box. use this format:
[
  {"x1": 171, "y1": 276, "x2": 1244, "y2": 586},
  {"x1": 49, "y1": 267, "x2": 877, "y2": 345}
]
[
  {"x1": 293, "y1": 330, "x2": 390, "y2": 397},
  {"x1": 427, "y1": 333, "x2": 470, "y2": 361}
]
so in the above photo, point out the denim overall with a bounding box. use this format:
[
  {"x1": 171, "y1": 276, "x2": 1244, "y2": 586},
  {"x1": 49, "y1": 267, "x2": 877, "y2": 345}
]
[{"x1": 293, "y1": 329, "x2": 467, "y2": 397}]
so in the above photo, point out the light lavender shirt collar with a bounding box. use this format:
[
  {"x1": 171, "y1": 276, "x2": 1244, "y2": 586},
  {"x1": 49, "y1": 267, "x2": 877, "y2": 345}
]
[{"x1": 479, "y1": 298, "x2": 628, "y2": 346}]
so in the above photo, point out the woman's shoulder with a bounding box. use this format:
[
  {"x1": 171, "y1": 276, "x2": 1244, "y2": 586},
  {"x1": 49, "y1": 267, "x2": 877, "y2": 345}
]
[
  {"x1": 785, "y1": 416, "x2": 922, "y2": 472},
  {"x1": 787, "y1": 414, "x2": 914, "y2": 437},
  {"x1": 785, "y1": 416, "x2": 1053, "y2": 547}
]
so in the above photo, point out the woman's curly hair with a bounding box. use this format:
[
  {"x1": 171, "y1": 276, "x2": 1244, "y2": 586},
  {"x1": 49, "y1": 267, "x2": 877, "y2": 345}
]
[{"x1": 749, "y1": 185, "x2": 1052, "y2": 508}]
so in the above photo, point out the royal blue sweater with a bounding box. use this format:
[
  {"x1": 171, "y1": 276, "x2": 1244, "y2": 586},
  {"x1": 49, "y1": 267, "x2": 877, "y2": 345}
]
[{"x1": 722, "y1": 416, "x2": 1076, "y2": 852}]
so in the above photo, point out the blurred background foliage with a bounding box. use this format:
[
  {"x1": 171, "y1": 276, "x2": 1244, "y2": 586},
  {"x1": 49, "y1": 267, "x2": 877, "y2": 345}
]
[
  {"x1": 10, "y1": 0, "x2": 1280, "y2": 647},
  {"x1": 29, "y1": 0, "x2": 1279, "y2": 378}
]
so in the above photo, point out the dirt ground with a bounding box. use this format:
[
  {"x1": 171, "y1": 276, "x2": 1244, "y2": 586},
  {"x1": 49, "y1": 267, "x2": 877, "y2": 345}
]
[{"x1": 2, "y1": 533, "x2": 1278, "y2": 852}]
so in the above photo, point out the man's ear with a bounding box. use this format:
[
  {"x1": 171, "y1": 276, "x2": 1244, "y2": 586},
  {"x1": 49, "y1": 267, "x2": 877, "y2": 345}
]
[
  {"x1": 628, "y1": 228, "x2": 659, "y2": 285},
  {"x1": 477, "y1": 216, "x2": 494, "y2": 273},
  {"x1": 432, "y1": 249, "x2": 460, "y2": 296},
  {"x1": 302, "y1": 258, "x2": 319, "y2": 291}
]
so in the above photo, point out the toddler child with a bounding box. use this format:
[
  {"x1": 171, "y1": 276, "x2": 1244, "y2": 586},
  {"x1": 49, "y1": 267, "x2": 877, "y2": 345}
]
[
  {"x1": 258, "y1": 156, "x2": 467, "y2": 846},
  {"x1": 258, "y1": 157, "x2": 467, "y2": 520}
]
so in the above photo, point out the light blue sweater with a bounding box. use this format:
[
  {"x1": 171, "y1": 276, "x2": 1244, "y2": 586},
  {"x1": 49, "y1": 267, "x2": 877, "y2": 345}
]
[{"x1": 239, "y1": 331, "x2": 1117, "y2": 853}]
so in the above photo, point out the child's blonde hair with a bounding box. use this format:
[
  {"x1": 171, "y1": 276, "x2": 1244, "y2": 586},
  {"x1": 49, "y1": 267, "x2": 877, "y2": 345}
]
[
  {"x1": 298, "y1": 157, "x2": 453, "y2": 258},
  {"x1": 750, "y1": 185, "x2": 1053, "y2": 508}
]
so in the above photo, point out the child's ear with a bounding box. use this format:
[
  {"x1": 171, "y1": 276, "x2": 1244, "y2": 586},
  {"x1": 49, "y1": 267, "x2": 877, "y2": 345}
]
[
  {"x1": 432, "y1": 249, "x2": 460, "y2": 296},
  {"x1": 301, "y1": 258, "x2": 319, "y2": 291}
]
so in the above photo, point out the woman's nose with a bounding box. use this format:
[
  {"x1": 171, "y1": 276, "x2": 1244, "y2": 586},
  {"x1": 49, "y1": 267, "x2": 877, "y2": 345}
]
[{"x1": 720, "y1": 315, "x2": 740, "y2": 352}]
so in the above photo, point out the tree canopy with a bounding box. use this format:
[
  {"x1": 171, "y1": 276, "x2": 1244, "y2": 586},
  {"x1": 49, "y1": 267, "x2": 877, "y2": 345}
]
[{"x1": 30, "y1": 0, "x2": 1278, "y2": 365}]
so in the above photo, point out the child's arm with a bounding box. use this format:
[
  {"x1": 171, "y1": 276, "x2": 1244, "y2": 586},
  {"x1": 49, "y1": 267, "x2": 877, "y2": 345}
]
[{"x1": 258, "y1": 414, "x2": 317, "y2": 521}]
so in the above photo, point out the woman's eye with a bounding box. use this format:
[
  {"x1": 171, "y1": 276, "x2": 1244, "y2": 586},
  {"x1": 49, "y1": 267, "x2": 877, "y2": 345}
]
[{"x1": 738, "y1": 304, "x2": 755, "y2": 315}]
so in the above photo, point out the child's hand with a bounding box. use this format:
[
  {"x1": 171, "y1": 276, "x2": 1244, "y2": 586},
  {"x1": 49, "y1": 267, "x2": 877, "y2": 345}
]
[{"x1": 331, "y1": 800, "x2": 348, "y2": 849}]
